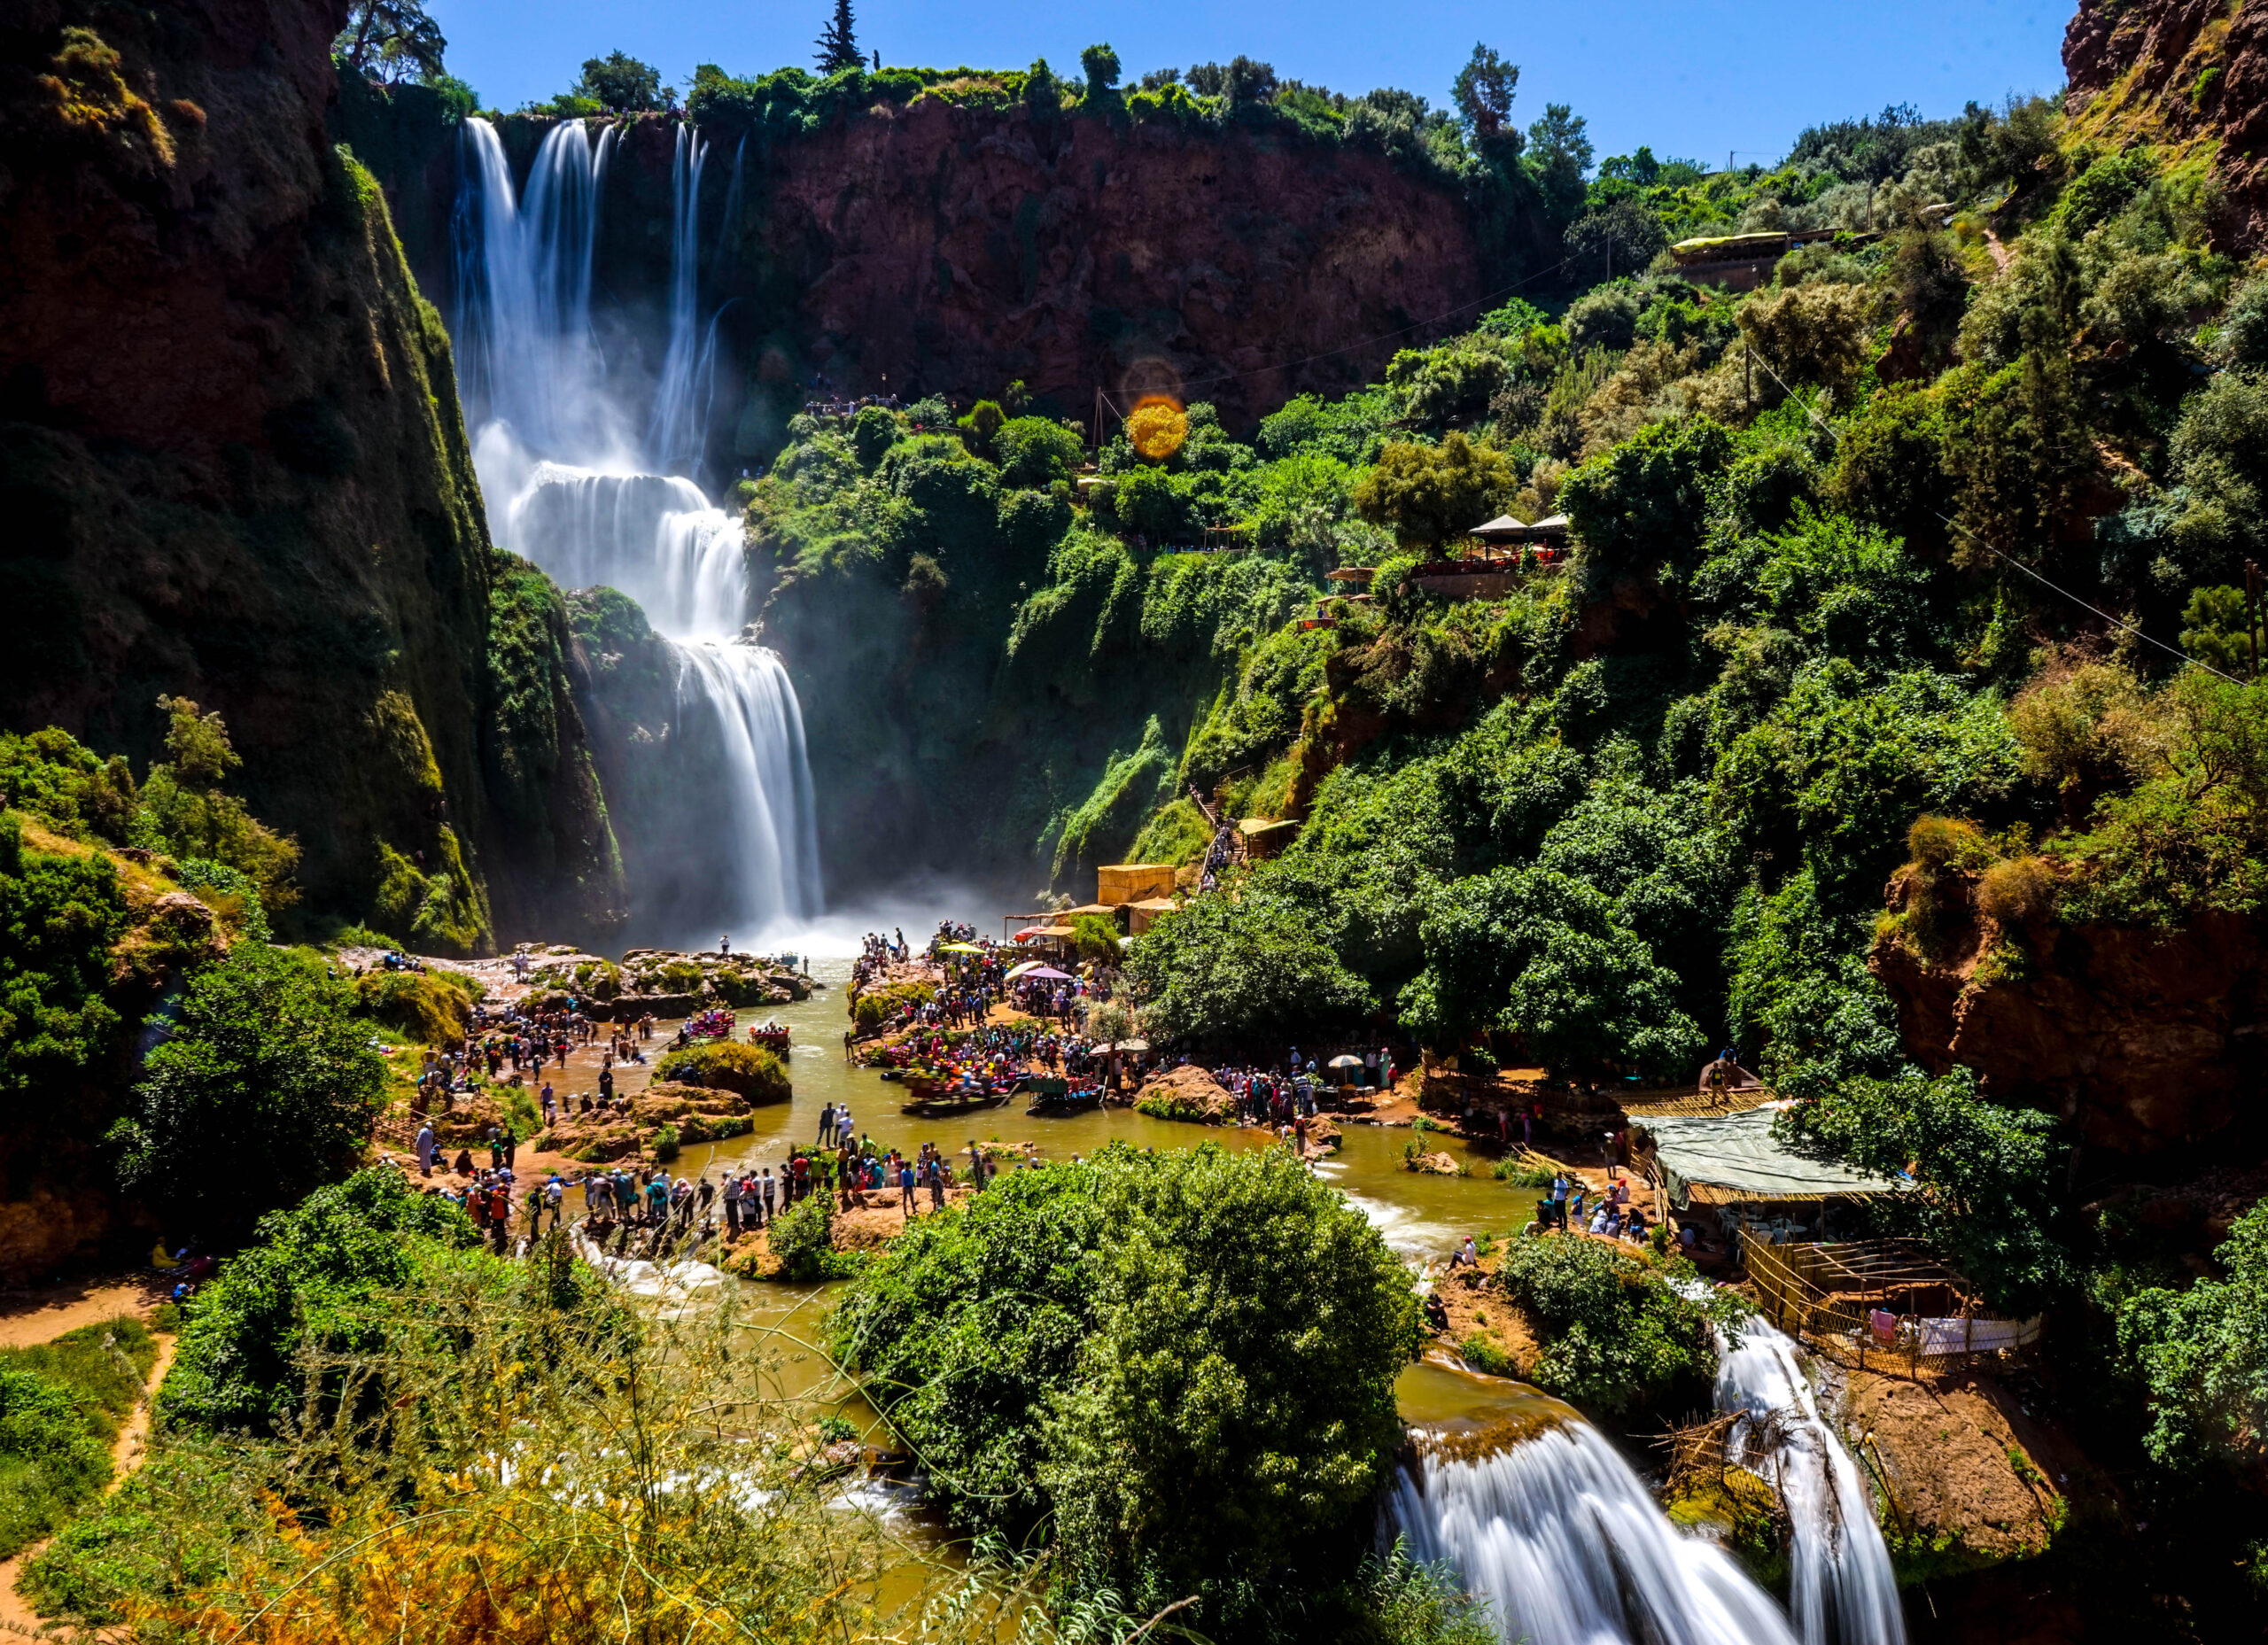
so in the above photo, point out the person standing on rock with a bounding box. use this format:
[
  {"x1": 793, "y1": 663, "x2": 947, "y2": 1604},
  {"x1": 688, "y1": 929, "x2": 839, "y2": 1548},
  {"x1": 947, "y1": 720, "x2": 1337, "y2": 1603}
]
[
  {"x1": 723, "y1": 1172, "x2": 743, "y2": 1236},
  {"x1": 760, "y1": 1168, "x2": 776, "y2": 1227},
  {"x1": 416, "y1": 1122, "x2": 436, "y2": 1177}
]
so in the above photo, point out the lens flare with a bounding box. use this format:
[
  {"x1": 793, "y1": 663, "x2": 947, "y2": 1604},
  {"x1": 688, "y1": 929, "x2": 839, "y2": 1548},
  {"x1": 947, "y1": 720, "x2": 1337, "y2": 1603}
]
[{"x1": 1126, "y1": 394, "x2": 1188, "y2": 462}]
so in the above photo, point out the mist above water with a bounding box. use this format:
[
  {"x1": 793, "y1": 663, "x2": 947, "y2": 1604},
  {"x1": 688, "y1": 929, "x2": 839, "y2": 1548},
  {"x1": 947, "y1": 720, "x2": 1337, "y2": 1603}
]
[{"x1": 452, "y1": 117, "x2": 820, "y2": 945}]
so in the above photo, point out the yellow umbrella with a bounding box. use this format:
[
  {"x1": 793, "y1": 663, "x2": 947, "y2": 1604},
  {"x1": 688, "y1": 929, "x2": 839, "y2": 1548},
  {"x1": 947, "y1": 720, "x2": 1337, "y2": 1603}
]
[
  {"x1": 937, "y1": 943, "x2": 985, "y2": 954},
  {"x1": 1005, "y1": 960, "x2": 1043, "y2": 979}
]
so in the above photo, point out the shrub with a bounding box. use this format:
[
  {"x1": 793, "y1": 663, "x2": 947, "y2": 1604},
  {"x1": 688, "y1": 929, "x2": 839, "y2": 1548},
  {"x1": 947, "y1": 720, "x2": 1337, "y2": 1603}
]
[
  {"x1": 1977, "y1": 854, "x2": 2054, "y2": 924},
  {"x1": 351, "y1": 967, "x2": 474, "y2": 1045},
  {"x1": 2117, "y1": 1195, "x2": 2268, "y2": 1474},
  {"x1": 1456, "y1": 1333, "x2": 1521, "y2": 1378},
  {"x1": 1352, "y1": 432, "x2": 1516, "y2": 548},
  {"x1": 1492, "y1": 1234, "x2": 1738, "y2": 1415},
  {"x1": 852, "y1": 982, "x2": 934, "y2": 1034},
  {"x1": 767, "y1": 1191, "x2": 853, "y2": 1281},
  {"x1": 159, "y1": 1168, "x2": 483, "y2": 1435},
  {"x1": 831, "y1": 1144, "x2": 1419, "y2": 1625},
  {"x1": 649, "y1": 1123, "x2": 680, "y2": 1163},
  {"x1": 651, "y1": 1042, "x2": 790, "y2": 1103},
  {"x1": 110, "y1": 943, "x2": 386, "y2": 1231},
  {"x1": 0, "y1": 1366, "x2": 111, "y2": 1557}
]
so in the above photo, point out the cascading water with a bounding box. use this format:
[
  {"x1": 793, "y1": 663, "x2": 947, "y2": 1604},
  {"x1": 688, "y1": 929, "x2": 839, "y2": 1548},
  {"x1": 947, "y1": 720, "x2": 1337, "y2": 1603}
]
[
  {"x1": 1714, "y1": 1320, "x2": 1907, "y2": 1645},
  {"x1": 1389, "y1": 1422, "x2": 1801, "y2": 1645},
  {"x1": 453, "y1": 117, "x2": 821, "y2": 939}
]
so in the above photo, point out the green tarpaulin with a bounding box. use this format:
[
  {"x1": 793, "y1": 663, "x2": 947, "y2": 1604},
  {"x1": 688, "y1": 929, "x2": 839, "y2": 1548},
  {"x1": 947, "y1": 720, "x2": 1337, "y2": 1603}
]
[{"x1": 1638, "y1": 1107, "x2": 1906, "y2": 1207}]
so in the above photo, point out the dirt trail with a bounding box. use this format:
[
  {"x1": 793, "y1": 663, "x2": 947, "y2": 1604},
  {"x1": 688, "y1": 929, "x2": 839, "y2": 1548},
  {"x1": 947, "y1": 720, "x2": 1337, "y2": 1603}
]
[
  {"x1": 0, "y1": 1279, "x2": 168, "y2": 1352},
  {"x1": 0, "y1": 1288, "x2": 175, "y2": 1636}
]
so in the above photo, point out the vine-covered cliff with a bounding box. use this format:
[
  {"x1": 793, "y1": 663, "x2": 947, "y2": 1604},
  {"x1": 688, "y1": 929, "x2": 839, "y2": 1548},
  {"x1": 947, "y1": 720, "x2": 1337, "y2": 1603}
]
[{"x1": 0, "y1": 0, "x2": 625, "y2": 946}]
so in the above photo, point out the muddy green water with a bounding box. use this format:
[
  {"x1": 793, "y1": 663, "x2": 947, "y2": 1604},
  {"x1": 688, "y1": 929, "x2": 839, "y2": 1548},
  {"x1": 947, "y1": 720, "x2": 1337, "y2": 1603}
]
[{"x1": 627, "y1": 953, "x2": 1561, "y2": 1484}]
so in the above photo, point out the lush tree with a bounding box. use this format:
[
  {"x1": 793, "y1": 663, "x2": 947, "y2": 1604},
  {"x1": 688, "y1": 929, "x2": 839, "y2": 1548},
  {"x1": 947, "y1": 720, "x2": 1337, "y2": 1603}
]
[
  {"x1": 573, "y1": 50, "x2": 665, "y2": 112},
  {"x1": 1524, "y1": 103, "x2": 1593, "y2": 223},
  {"x1": 1123, "y1": 885, "x2": 1372, "y2": 1044},
  {"x1": 0, "y1": 815, "x2": 127, "y2": 1105},
  {"x1": 1398, "y1": 862, "x2": 1705, "y2": 1078},
  {"x1": 1450, "y1": 44, "x2": 1519, "y2": 152},
  {"x1": 333, "y1": 0, "x2": 446, "y2": 82},
  {"x1": 2051, "y1": 672, "x2": 2268, "y2": 926},
  {"x1": 2117, "y1": 1196, "x2": 2268, "y2": 1473},
  {"x1": 1492, "y1": 1235, "x2": 1745, "y2": 1413},
  {"x1": 2178, "y1": 586, "x2": 2258, "y2": 682},
  {"x1": 131, "y1": 698, "x2": 299, "y2": 907},
  {"x1": 813, "y1": 0, "x2": 860, "y2": 75},
  {"x1": 831, "y1": 1144, "x2": 1420, "y2": 1623},
  {"x1": 1353, "y1": 432, "x2": 1515, "y2": 548},
  {"x1": 1078, "y1": 43, "x2": 1121, "y2": 94},
  {"x1": 1775, "y1": 1067, "x2": 2070, "y2": 1313},
  {"x1": 109, "y1": 945, "x2": 385, "y2": 1232},
  {"x1": 159, "y1": 1169, "x2": 478, "y2": 1433},
  {"x1": 1558, "y1": 416, "x2": 1733, "y2": 586},
  {"x1": 1562, "y1": 197, "x2": 1666, "y2": 282},
  {"x1": 991, "y1": 415, "x2": 1082, "y2": 489}
]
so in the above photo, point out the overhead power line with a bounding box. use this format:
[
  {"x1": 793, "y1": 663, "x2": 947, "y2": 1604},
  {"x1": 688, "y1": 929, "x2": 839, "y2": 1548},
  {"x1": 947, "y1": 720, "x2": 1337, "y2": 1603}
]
[{"x1": 1743, "y1": 343, "x2": 2246, "y2": 687}]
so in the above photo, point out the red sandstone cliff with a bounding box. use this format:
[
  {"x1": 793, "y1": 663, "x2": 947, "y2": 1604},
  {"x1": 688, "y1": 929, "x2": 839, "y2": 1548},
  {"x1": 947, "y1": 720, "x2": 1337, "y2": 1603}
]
[
  {"x1": 1872, "y1": 865, "x2": 2268, "y2": 1159},
  {"x1": 715, "y1": 101, "x2": 1495, "y2": 429},
  {"x1": 2065, "y1": 0, "x2": 2268, "y2": 252}
]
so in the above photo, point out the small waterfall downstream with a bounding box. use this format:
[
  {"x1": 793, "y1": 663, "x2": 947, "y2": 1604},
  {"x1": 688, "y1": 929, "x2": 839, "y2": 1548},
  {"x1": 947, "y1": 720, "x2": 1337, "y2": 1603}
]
[
  {"x1": 1390, "y1": 1422, "x2": 1800, "y2": 1645},
  {"x1": 453, "y1": 116, "x2": 821, "y2": 938},
  {"x1": 1715, "y1": 1321, "x2": 1907, "y2": 1645}
]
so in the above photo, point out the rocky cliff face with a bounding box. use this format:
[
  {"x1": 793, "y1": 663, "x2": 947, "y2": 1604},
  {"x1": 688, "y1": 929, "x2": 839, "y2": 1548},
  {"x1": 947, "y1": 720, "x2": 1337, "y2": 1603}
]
[
  {"x1": 355, "y1": 97, "x2": 1506, "y2": 444},
  {"x1": 2065, "y1": 0, "x2": 2268, "y2": 252},
  {"x1": 0, "y1": 0, "x2": 623, "y2": 944},
  {"x1": 1872, "y1": 865, "x2": 2268, "y2": 1159}
]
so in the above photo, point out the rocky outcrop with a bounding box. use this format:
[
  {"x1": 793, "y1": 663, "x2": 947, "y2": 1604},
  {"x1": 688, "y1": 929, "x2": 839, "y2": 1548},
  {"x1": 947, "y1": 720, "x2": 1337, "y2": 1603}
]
[
  {"x1": 0, "y1": 0, "x2": 622, "y2": 946},
  {"x1": 2064, "y1": 0, "x2": 2268, "y2": 252},
  {"x1": 1871, "y1": 867, "x2": 2268, "y2": 1156}
]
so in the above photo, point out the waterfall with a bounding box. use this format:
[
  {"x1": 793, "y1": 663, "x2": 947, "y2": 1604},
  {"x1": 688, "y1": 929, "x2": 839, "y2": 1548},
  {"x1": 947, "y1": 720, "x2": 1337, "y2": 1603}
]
[
  {"x1": 1714, "y1": 1321, "x2": 1907, "y2": 1645},
  {"x1": 646, "y1": 122, "x2": 716, "y2": 479},
  {"x1": 452, "y1": 116, "x2": 823, "y2": 939},
  {"x1": 1389, "y1": 1423, "x2": 1801, "y2": 1645}
]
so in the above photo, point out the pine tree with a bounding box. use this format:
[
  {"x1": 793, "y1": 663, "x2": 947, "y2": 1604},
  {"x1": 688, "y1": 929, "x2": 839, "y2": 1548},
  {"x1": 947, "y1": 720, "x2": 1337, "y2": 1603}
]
[{"x1": 814, "y1": 0, "x2": 860, "y2": 74}]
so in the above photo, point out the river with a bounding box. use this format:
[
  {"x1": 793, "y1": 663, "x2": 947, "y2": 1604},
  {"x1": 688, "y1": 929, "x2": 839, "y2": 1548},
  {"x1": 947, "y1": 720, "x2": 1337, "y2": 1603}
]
[{"x1": 594, "y1": 944, "x2": 1898, "y2": 1645}]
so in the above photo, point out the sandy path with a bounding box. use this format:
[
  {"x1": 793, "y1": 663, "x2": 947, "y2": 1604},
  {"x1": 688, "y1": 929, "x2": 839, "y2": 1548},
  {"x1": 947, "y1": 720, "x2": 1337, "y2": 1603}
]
[
  {"x1": 0, "y1": 1296, "x2": 175, "y2": 1635},
  {"x1": 0, "y1": 1278, "x2": 168, "y2": 1352}
]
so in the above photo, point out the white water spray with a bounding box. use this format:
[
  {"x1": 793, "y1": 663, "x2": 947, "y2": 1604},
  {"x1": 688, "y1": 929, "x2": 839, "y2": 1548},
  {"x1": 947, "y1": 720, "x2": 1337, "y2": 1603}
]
[
  {"x1": 453, "y1": 117, "x2": 821, "y2": 938},
  {"x1": 1714, "y1": 1320, "x2": 1907, "y2": 1645},
  {"x1": 1390, "y1": 1422, "x2": 1801, "y2": 1645}
]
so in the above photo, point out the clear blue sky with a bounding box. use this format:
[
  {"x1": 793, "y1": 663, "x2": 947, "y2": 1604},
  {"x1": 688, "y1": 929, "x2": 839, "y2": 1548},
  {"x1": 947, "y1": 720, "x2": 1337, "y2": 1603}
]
[{"x1": 428, "y1": 0, "x2": 2071, "y2": 165}]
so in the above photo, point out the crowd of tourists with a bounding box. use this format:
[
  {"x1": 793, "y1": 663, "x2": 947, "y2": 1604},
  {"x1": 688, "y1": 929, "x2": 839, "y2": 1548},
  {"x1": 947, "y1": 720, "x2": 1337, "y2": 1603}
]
[{"x1": 414, "y1": 999, "x2": 655, "y2": 1117}]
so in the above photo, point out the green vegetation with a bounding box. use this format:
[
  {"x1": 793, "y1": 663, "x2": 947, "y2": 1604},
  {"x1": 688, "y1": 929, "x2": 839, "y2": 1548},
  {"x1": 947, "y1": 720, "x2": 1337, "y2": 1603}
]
[
  {"x1": 1775, "y1": 1067, "x2": 2068, "y2": 1313},
  {"x1": 2117, "y1": 1199, "x2": 2268, "y2": 1475},
  {"x1": 765, "y1": 1191, "x2": 859, "y2": 1281},
  {"x1": 832, "y1": 1143, "x2": 1419, "y2": 1633},
  {"x1": 350, "y1": 966, "x2": 478, "y2": 1044},
  {"x1": 0, "y1": 1317, "x2": 158, "y2": 1558},
  {"x1": 110, "y1": 944, "x2": 386, "y2": 1234},
  {"x1": 652, "y1": 1040, "x2": 792, "y2": 1102},
  {"x1": 1491, "y1": 1233, "x2": 1744, "y2": 1415}
]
